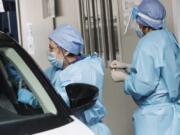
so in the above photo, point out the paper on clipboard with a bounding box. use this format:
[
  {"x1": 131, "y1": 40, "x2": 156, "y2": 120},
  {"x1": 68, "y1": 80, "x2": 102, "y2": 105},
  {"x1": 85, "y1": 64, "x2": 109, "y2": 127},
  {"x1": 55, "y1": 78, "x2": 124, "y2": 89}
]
[{"x1": 0, "y1": 0, "x2": 5, "y2": 12}]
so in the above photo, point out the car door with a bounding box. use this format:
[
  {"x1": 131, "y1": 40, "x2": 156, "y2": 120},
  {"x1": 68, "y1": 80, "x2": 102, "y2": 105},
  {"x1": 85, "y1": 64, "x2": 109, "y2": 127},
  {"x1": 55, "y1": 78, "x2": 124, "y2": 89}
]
[{"x1": 0, "y1": 32, "x2": 94, "y2": 135}]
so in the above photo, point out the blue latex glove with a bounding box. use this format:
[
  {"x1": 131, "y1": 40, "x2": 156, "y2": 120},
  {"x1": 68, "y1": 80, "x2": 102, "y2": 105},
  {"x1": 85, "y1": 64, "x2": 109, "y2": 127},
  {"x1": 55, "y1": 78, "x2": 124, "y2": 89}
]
[{"x1": 17, "y1": 88, "x2": 39, "y2": 108}]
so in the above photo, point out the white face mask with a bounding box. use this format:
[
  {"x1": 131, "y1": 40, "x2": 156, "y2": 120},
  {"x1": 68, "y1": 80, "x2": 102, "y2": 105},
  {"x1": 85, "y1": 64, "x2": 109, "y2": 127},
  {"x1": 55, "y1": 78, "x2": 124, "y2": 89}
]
[{"x1": 48, "y1": 52, "x2": 64, "y2": 69}]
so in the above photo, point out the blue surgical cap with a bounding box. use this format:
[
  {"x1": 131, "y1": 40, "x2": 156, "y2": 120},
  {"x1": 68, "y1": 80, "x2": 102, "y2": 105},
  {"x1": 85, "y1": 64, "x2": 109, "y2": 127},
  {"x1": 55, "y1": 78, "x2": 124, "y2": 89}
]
[
  {"x1": 49, "y1": 24, "x2": 84, "y2": 55},
  {"x1": 136, "y1": 0, "x2": 166, "y2": 29}
]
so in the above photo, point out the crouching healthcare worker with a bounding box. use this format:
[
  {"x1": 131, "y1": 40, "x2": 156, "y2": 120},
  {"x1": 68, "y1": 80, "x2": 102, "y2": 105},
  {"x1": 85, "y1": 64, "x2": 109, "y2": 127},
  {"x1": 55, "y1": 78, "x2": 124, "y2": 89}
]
[
  {"x1": 110, "y1": 0, "x2": 180, "y2": 135},
  {"x1": 19, "y1": 24, "x2": 111, "y2": 135}
]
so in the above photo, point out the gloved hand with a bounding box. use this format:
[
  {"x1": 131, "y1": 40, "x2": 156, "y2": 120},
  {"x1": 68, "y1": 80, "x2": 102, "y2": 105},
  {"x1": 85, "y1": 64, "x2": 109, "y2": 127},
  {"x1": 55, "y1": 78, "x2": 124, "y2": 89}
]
[
  {"x1": 17, "y1": 88, "x2": 39, "y2": 108},
  {"x1": 110, "y1": 60, "x2": 129, "y2": 69},
  {"x1": 111, "y1": 69, "x2": 128, "y2": 82}
]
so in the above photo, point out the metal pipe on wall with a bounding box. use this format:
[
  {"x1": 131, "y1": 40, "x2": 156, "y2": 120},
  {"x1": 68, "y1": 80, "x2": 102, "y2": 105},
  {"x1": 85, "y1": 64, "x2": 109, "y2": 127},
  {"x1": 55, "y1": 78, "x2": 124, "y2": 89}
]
[
  {"x1": 86, "y1": 0, "x2": 94, "y2": 54},
  {"x1": 108, "y1": 0, "x2": 116, "y2": 60},
  {"x1": 79, "y1": 0, "x2": 89, "y2": 54},
  {"x1": 79, "y1": 0, "x2": 84, "y2": 35},
  {"x1": 116, "y1": 0, "x2": 123, "y2": 61},
  {"x1": 95, "y1": 0, "x2": 102, "y2": 55},
  {"x1": 105, "y1": 0, "x2": 116, "y2": 61},
  {"x1": 100, "y1": 0, "x2": 108, "y2": 61},
  {"x1": 91, "y1": 0, "x2": 98, "y2": 52},
  {"x1": 15, "y1": 0, "x2": 23, "y2": 45}
]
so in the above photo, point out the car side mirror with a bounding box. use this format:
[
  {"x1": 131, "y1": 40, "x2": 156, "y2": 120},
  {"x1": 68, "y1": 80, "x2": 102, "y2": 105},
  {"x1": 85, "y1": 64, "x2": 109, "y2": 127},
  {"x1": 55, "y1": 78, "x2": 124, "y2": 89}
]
[{"x1": 65, "y1": 83, "x2": 98, "y2": 113}]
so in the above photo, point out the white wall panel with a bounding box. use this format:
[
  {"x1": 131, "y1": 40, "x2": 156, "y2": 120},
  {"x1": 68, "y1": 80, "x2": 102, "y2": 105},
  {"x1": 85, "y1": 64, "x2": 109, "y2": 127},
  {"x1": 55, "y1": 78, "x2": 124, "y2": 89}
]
[{"x1": 18, "y1": 0, "x2": 53, "y2": 68}]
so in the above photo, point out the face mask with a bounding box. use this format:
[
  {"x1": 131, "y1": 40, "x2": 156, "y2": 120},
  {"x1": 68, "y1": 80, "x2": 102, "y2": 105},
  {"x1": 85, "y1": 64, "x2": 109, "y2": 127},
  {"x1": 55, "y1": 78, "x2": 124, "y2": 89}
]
[
  {"x1": 135, "y1": 27, "x2": 144, "y2": 38},
  {"x1": 48, "y1": 52, "x2": 64, "y2": 69}
]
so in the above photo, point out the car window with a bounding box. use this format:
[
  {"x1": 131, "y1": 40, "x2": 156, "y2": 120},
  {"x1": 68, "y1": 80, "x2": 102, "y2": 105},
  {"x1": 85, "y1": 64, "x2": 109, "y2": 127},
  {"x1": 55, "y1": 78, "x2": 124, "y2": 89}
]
[{"x1": 0, "y1": 47, "x2": 57, "y2": 122}]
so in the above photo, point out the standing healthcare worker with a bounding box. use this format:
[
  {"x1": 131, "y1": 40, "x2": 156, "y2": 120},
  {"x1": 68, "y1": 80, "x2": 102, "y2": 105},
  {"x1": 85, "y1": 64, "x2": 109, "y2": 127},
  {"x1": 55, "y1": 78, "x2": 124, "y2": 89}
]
[
  {"x1": 45, "y1": 24, "x2": 111, "y2": 135},
  {"x1": 110, "y1": 0, "x2": 180, "y2": 135}
]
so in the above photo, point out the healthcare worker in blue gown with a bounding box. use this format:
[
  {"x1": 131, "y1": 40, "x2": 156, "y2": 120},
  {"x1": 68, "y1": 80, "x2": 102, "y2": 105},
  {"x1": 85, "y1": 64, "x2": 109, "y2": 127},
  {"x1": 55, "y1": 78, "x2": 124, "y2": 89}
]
[
  {"x1": 18, "y1": 24, "x2": 111, "y2": 135},
  {"x1": 110, "y1": 0, "x2": 180, "y2": 135}
]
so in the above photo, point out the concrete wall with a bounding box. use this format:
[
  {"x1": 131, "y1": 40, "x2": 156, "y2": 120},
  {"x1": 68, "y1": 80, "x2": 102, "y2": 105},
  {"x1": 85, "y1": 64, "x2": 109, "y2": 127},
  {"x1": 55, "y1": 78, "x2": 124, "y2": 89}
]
[
  {"x1": 103, "y1": 69, "x2": 136, "y2": 135},
  {"x1": 172, "y1": 0, "x2": 180, "y2": 43}
]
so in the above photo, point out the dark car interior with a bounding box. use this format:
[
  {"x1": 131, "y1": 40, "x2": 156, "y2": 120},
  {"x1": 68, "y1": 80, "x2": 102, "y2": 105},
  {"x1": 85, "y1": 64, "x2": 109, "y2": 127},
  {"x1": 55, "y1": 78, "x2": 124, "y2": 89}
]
[
  {"x1": 0, "y1": 52, "x2": 43, "y2": 122},
  {"x1": 0, "y1": 34, "x2": 73, "y2": 134}
]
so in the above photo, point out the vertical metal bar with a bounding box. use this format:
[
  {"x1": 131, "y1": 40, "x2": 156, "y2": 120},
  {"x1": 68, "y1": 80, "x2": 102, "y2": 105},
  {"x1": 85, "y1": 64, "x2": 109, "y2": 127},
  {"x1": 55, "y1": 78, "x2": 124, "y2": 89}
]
[
  {"x1": 109, "y1": 0, "x2": 116, "y2": 60},
  {"x1": 91, "y1": 0, "x2": 98, "y2": 52},
  {"x1": 86, "y1": 0, "x2": 94, "y2": 54},
  {"x1": 84, "y1": 0, "x2": 91, "y2": 54},
  {"x1": 116, "y1": 0, "x2": 123, "y2": 61},
  {"x1": 52, "y1": 18, "x2": 56, "y2": 29},
  {"x1": 95, "y1": 0, "x2": 102, "y2": 55},
  {"x1": 79, "y1": 0, "x2": 84, "y2": 36},
  {"x1": 51, "y1": 0, "x2": 56, "y2": 29},
  {"x1": 105, "y1": 0, "x2": 111, "y2": 61},
  {"x1": 7, "y1": 12, "x2": 12, "y2": 34},
  {"x1": 100, "y1": 0, "x2": 108, "y2": 62},
  {"x1": 15, "y1": 0, "x2": 22, "y2": 45},
  {"x1": 79, "y1": 0, "x2": 88, "y2": 54},
  {"x1": 105, "y1": 0, "x2": 115, "y2": 61}
]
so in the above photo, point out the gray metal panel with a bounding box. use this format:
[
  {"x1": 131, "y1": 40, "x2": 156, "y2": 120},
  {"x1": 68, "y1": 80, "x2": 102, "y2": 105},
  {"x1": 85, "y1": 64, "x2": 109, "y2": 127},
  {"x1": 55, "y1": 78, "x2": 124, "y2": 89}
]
[
  {"x1": 99, "y1": 0, "x2": 108, "y2": 62},
  {"x1": 79, "y1": 0, "x2": 89, "y2": 54},
  {"x1": 105, "y1": 0, "x2": 116, "y2": 61},
  {"x1": 86, "y1": 0, "x2": 94, "y2": 54},
  {"x1": 116, "y1": 0, "x2": 123, "y2": 61},
  {"x1": 95, "y1": 0, "x2": 102, "y2": 55},
  {"x1": 15, "y1": 0, "x2": 22, "y2": 45}
]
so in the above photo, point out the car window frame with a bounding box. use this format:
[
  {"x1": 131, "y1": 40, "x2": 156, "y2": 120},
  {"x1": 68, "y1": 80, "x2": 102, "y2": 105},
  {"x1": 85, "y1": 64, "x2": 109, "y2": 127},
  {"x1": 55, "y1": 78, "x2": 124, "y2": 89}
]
[{"x1": 0, "y1": 33, "x2": 73, "y2": 134}]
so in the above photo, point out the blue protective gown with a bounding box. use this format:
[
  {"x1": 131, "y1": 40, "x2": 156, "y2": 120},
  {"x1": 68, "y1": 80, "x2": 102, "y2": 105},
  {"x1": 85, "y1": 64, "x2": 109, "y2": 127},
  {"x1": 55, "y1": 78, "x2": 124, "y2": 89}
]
[
  {"x1": 45, "y1": 54, "x2": 111, "y2": 135},
  {"x1": 125, "y1": 30, "x2": 180, "y2": 135}
]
